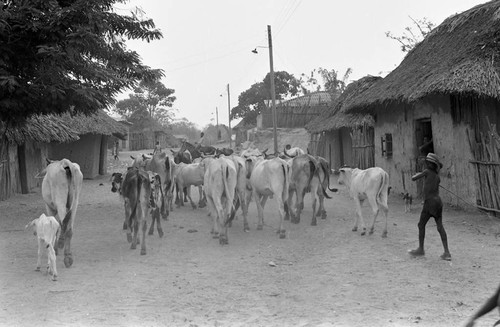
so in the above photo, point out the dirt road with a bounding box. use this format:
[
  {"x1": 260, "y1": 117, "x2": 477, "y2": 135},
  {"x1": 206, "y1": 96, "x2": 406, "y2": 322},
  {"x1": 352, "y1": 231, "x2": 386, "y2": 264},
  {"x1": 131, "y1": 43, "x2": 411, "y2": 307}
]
[{"x1": 1, "y1": 150, "x2": 500, "y2": 327}]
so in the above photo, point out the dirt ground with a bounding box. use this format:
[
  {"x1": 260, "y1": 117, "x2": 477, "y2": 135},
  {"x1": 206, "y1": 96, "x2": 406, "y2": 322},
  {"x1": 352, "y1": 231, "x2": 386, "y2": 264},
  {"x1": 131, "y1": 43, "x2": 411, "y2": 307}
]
[{"x1": 1, "y1": 148, "x2": 500, "y2": 327}]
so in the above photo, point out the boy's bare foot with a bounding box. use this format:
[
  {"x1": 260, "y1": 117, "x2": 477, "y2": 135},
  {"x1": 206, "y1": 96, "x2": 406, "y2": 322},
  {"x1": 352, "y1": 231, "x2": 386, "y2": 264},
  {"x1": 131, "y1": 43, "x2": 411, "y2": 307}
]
[
  {"x1": 440, "y1": 252, "x2": 452, "y2": 261},
  {"x1": 408, "y1": 248, "x2": 425, "y2": 256}
]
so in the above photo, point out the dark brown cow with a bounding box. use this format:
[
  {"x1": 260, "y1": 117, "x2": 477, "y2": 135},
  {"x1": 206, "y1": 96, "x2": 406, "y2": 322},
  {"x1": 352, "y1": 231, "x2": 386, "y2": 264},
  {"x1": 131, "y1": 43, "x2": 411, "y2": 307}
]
[{"x1": 121, "y1": 167, "x2": 151, "y2": 255}]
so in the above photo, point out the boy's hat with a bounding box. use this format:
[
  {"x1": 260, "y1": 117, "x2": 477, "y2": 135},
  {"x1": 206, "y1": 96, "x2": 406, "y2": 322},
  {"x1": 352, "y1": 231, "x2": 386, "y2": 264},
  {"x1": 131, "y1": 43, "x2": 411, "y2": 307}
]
[{"x1": 425, "y1": 153, "x2": 443, "y2": 168}]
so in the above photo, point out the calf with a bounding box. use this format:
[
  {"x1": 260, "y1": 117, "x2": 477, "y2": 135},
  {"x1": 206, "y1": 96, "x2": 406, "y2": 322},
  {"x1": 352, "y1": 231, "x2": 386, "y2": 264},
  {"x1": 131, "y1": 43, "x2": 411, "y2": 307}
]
[
  {"x1": 174, "y1": 162, "x2": 206, "y2": 209},
  {"x1": 25, "y1": 214, "x2": 61, "y2": 281},
  {"x1": 337, "y1": 167, "x2": 390, "y2": 237},
  {"x1": 402, "y1": 192, "x2": 413, "y2": 213},
  {"x1": 204, "y1": 157, "x2": 237, "y2": 244},
  {"x1": 121, "y1": 167, "x2": 151, "y2": 255},
  {"x1": 42, "y1": 158, "x2": 83, "y2": 268}
]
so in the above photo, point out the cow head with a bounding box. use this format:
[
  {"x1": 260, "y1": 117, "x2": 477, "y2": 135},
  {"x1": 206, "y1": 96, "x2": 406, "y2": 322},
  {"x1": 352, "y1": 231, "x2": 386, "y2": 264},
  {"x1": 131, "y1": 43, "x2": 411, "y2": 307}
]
[
  {"x1": 336, "y1": 167, "x2": 352, "y2": 186},
  {"x1": 110, "y1": 172, "x2": 123, "y2": 193}
]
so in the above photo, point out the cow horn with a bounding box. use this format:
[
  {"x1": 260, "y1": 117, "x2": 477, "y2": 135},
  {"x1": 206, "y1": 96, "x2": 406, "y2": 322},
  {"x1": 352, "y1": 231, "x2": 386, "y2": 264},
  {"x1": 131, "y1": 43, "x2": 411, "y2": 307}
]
[{"x1": 283, "y1": 146, "x2": 295, "y2": 158}]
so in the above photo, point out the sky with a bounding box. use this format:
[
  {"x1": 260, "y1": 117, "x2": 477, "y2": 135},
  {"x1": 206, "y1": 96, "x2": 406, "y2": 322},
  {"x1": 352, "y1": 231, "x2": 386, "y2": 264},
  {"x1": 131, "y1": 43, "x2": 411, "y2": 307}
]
[{"x1": 114, "y1": 0, "x2": 488, "y2": 129}]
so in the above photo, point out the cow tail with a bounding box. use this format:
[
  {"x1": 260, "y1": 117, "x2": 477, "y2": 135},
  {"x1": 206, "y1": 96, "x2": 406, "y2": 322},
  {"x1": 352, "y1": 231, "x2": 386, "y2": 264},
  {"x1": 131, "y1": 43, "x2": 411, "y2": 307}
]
[
  {"x1": 281, "y1": 162, "x2": 289, "y2": 202},
  {"x1": 221, "y1": 164, "x2": 233, "y2": 226},
  {"x1": 320, "y1": 160, "x2": 332, "y2": 198},
  {"x1": 377, "y1": 171, "x2": 389, "y2": 201}
]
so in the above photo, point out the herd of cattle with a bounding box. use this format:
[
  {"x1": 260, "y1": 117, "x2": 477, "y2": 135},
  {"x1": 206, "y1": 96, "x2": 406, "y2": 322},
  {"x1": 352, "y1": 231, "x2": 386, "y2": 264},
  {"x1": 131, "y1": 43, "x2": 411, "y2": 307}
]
[{"x1": 24, "y1": 141, "x2": 391, "y2": 281}]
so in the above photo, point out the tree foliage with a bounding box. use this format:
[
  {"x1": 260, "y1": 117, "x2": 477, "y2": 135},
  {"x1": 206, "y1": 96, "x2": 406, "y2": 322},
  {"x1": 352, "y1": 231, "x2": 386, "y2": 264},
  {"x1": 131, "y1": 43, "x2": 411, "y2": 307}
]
[
  {"x1": 386, "y1": 16, "x2": 435, "y2": 53},
  {"x1": 300, "y1": 67, "x2": 352, "y2": 97},
  {"x1": 115, "y1": 80, "x2": 176, "y2": 128},
  {"x1": 170, "y1": 117, "x2": 200, "y2": 141},
  {"x1": 230, "y1": 71, "x2": 301, "y2": 124},
  {"x1": 0, "y1": 0, "x2": 164, "y2": 125}
]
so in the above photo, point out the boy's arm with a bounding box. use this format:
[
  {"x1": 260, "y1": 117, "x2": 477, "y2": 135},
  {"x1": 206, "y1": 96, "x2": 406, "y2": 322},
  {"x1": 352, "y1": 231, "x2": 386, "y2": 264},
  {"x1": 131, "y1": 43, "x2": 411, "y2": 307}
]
[
  {"x1": 465, "y1": 284, "x2": 500, "y2": 326},
  {"x1": 412, "y1": 171, "x2": 426, "y2": 181}
]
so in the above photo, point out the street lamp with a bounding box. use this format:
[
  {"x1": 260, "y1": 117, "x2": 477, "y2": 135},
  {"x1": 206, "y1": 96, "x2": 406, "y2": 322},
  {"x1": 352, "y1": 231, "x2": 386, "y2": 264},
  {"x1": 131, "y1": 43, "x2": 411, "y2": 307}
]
[{"x1": 252, "y1": 25, "x2": 278, "y2": 154}]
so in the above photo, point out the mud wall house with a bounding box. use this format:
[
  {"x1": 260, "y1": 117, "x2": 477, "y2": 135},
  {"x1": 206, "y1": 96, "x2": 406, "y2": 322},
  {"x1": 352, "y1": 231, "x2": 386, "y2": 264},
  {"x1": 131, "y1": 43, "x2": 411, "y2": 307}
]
[
  {"x1": 261, "y1": 91, "x2": 332, "y2": 129},
  {"x1": 0, "y1": 115, "x2": 79, "y2": 201},
  {"x1": 306, "y1": 76, "x2": 380, "y2": 170},
  {"x1": 232, "y1": 119, "x2": 256, "y2": 147},
  {"x1": 47, "y1": 110, "x2": 127, "y2": 179},
  {"x1": 343, "y1": 1, "x2": 500, "y2": 213}
]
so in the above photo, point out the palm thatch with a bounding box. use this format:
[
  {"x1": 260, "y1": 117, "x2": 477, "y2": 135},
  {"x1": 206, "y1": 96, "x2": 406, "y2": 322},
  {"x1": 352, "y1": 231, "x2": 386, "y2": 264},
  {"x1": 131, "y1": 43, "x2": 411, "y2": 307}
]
[
  {"x1": 345, "y1": 1, "x2": 500, "y2": 113},
  {"x1": 4, "y1": 110, "x2": 127, "y2": 145},
  {"x1": 306, "y1": 76, "x2": 381, "y2": 133},
  {"x1": 4, "y1": 114, "x2": 80, "y2": 144}
]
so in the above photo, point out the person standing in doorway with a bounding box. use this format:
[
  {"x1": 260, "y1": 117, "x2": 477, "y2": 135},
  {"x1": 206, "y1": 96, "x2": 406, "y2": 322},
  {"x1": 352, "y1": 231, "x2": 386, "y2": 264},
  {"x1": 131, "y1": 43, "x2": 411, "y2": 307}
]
[
  {"x1": 153, "y1": 141, "x2": 162, "y2": 155},
  {"x1": 408, "y1": 152, "x2": 451, "y2": 261},
  {"x1": 114, "y1": 140, "x2": 120, "y2": 160}
]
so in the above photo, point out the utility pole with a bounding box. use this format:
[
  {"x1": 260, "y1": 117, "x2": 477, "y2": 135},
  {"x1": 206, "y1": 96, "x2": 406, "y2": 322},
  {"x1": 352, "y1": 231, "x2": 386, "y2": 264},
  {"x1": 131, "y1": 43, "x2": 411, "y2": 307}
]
[
  {"x1": 227, "y1": 83, "x2": 232, "y2": 148},
  {"x1": 268, "y1": 25, "x2": 278, "y2": 154},
  {"x1": 215, "y1": 106, "x2": 219, "y2": 140}
]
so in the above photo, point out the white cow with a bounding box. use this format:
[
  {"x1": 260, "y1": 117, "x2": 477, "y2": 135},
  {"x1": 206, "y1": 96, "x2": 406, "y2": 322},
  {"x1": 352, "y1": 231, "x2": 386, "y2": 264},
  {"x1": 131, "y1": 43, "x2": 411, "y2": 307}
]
[
  {"x1": 227, "y1": 155, "x2": 251, "y2": 232},
  {"x1": 42, "y1": 159, "x2": 83, "y2": 268},
  {"x1": 245, "y1": 156, "x2": 290, "y2": 239},
  {"x1": 336, "y1": 167, "x2": 390, "y2": 237},
  {"x1": 283, "y1": 145, "x2": 306, "y2": 158},
  {"x1": 204, "y1": 157, "x2": 237, "y2": 245},
  {"x1": 25, "y1": 214, "x2": 61, "y2": 281},
  {"x1": 174, "y1": 162, "x2": 206, "y2": 209}
]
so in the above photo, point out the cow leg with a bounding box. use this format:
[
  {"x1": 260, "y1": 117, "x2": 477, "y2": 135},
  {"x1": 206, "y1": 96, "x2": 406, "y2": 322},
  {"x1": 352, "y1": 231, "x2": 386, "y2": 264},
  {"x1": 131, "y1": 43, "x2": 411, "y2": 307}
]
[
  {"x1": 148, "y1": 209, "x2": 156, "y2": 235},
  {"x1": 47, "y1": 244, "x2": 57, "y2": 281},
  {"x1": 155, "y1": 209, "x2": 164, "y2": 238},
  {"x1": 185, "y1": 186, "x2": 197, "y2": 209},
  {"x1": 140, "y1": 218, "x2": 147, "y2": 255},
  {"x1": 229, "y1": 197, "x2": 240, "y2": 228},
  {"x1": 353, "y1": 198, "x2": 367, "y2": 235},
  {"x1": 276, "y1": 197, "x2": 287, "y2": 239},
  {"x1": 206, "y1": 196, "x2": 219, "y2": 237},
  {"x1": 183, "y1": 186, "x2": 188, "y2": 203},
  {"x1": 62, "y1": 228, "x2": 73, "y2": 268},
  {"x1": 198, "y1": 186, "x2": 206, "y2": 208},
  {"x1": 131, "y1": 220, "x2": 139, "y2": 249},
  {"x1": 241, "y1": 193, "x2": 249, "y2": 232},
  {"x1": 378, "y1": 200, "x2": 389, "y2": 238},
  {"x1": 36, "y1": 238, "x2": 43, "y2": 271},
  {"x1": 255, "y1": 192, "x2": 265, "y2": 231},
  {"x1": 285, "y1": 188, "x2": 296, "y2": 222}
]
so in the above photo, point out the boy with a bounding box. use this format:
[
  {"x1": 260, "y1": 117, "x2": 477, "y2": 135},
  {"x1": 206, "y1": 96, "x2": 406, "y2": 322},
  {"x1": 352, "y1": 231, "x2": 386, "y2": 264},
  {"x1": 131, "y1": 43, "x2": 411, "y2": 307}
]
[{"x1": 408, "y1": 152, "x2": 451, "y2": 261}]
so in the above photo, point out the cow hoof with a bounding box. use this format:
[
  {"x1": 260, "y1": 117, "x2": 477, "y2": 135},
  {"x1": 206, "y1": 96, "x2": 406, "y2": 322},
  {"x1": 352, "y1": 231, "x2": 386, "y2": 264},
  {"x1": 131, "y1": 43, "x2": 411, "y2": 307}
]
[
  {"x1": 361, "y1": 230, "x2": 366, "y2": 236},
  {"x1": 257, "y1": 224, "x2": 263, "y2": 230},
  {"x1": 279, "y1": 231, "x2": 286, "y2": 239},
  {"x1": 352, "y1": 227, "x2": 358, "y2": 232},
  {"x1": 127, "y1": 234, "x2": 132, "y2": 243},
  {"x1": 140, "y1": 249, "x2": 146, "y2": 255},
  {"x1": 219, "y1": 237, "x2": 228, "y2": 245},
  {"x1": 148, "y1": 229, "x2": 154, "y2": 236},
  {"x1": 382, "y1": 231, "x2": 388, "y2": 238},
  {"x1": 64, "y1": 256, "x2": 73, "y2": 268},
  {"x1": 131, "y1": 243, "x2": 136, "y2": 250},
  {"x1": 212, "y1": 233, "x2": 219, "y2": 239},
  {"x1": 311, "y1": 220, "x2": 317, "y2": 226},
  {"x1": 35, "y1": 266, "x2": 41, "y2": 272},
  {"x1": 244, "y1": 225, "x2": 250, "y2": 232},
  {"x1": 369, "y1": 229, "x2": 374, "y2": 235},
  {"x1": 51, "y1": 275, "x2": 57, "y2": 281},
  {"x1": 122, "y1": 222, "x2": 128, "y2": 230},
  {"x1": 158, "y1": 229, "x2": 164, "y2": 238},
  {"x1": 321, "y1": 212, "x2": 327, "y2": 220}
]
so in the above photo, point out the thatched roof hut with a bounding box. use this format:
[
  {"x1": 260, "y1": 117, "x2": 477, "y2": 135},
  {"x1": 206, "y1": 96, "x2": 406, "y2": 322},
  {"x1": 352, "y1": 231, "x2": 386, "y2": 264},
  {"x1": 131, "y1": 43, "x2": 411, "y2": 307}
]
[
  {"x1": 3, "y1": 110, "x2": 127, "y2": 144},
  {"x1": 344, "y1": 1, "x2": 500, "y2": 113},
  {"x1": 306, "y1": 76, "x2": 381, "y2": 133}
]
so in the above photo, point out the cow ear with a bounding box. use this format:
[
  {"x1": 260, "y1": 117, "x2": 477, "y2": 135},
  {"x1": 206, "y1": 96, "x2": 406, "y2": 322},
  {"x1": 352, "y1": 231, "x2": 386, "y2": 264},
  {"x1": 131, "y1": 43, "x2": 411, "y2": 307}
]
[{"x1": 130, "y1": 156, "x2": 136, "y2": 160}]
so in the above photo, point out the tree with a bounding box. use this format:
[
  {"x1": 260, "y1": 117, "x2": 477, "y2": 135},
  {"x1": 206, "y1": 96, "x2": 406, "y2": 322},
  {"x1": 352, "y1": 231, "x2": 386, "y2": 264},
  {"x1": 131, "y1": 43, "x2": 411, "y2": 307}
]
[
  {"x1": 115, "y1": 80, "x2": 176, "y2": 127},
  {"x1": 170, "y1": 118, "x2": 200, "y2": 141},
  {"x1": 0, "y1": 0, "x2": 164, "y2": 125},
  {"x1": 230, "y1": 71, "x2": 301, "y2": 124},
  {"x1": 300, "y1": 67, "x2": 352, "y2": 97},
  {"x1": 386, "y1": 16, "x2": 435, "y2": 53}
]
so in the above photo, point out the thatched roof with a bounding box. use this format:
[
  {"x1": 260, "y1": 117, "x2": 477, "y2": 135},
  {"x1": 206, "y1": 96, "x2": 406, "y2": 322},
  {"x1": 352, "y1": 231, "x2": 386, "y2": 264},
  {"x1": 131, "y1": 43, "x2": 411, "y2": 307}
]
[
  {"x1": 306, "y1": 76, "x2": 381, "y2": 133},
  {"x1": 344, "y1": 1, "x2": 500, "y2": 114},
  {"x1": 4, "y1": 110, "x2": 127, "y2": 144}
]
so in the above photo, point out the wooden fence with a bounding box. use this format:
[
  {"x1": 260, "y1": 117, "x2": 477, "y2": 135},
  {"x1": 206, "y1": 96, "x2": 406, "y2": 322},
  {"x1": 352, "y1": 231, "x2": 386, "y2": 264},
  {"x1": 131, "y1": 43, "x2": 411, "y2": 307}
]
[{"x1": 467, "y1": 117, "x2": 500, "y2": 215}]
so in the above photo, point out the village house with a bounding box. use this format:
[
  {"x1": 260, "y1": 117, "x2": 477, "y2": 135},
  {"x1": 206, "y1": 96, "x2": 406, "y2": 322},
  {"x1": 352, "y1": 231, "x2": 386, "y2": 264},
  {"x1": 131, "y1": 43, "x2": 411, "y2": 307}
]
[
  {"x1": 341, "y1": 1, "x2": 500, "y2": 213},
  {"x1": 306, "y1": 76, "x2": 381, "y2": 170},
  {"x1": 0, "y1": 110, "x2": 126, "y2": 201}
]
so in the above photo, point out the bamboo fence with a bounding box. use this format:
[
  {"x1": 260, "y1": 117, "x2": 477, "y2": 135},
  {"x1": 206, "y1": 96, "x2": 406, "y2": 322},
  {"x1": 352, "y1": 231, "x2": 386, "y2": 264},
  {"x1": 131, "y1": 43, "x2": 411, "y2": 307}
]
[{"x1": 350, "y1": 124, "x2": 374, "y2": 169}]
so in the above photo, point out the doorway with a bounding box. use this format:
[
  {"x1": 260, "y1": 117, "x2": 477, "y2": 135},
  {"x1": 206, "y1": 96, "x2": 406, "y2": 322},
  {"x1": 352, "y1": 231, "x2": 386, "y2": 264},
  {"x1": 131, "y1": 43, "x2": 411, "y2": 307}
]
[{"x1": 415, "y1": 118, "x2": 433, "y2": 198}]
